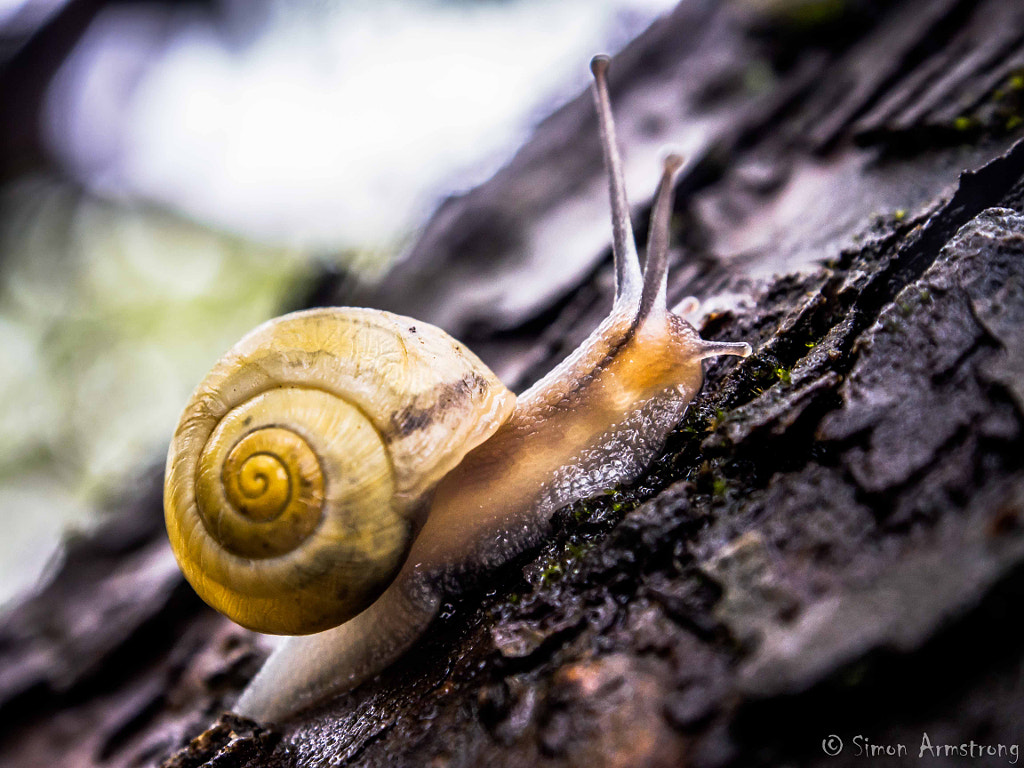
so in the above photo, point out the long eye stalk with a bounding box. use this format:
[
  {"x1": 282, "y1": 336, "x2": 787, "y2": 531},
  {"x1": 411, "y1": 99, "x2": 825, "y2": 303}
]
[
  {"x1": 591, "y1": 55, "x2": 642, "y2": 308},
  {"x1": 639, "y1": 153, "x2": 684, "y2": 323}
]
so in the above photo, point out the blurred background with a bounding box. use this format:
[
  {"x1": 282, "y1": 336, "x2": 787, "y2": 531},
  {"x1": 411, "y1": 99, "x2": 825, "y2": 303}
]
[{"x1": 0, "y1": 0, "x2": 680, "y2": 608}]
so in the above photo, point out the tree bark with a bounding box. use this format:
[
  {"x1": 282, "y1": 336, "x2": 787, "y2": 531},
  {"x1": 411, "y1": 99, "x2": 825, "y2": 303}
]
[{"x1": 4, "y1": 1, "x2": 1024, "y2": 766}]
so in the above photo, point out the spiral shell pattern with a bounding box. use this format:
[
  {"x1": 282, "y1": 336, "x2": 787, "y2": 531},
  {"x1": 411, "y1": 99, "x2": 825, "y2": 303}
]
[{"x1": 165, "y1": 308, "x2": 515, "y2": 635}]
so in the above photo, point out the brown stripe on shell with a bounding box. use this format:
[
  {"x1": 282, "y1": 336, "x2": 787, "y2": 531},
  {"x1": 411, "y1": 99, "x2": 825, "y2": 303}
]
[{"x1": 389, "y1": 372, "x2": 492, "y2": 437}]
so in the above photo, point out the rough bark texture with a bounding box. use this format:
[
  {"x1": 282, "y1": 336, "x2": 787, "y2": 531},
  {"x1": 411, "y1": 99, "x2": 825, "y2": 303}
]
[{"x1": 4, "y1": 1, "x2": 1024, "y2": 766}]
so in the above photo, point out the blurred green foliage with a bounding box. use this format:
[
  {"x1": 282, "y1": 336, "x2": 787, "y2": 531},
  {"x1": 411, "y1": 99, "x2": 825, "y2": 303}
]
[{"x1": 0, "y1": 176, "x2": 311, "y2": 603}]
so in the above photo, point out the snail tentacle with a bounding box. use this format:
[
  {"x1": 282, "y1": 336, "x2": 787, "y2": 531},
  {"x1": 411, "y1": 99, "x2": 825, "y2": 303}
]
[
  {"x1": 638, "y1": 153, "x2": 685, "y2": 324},
  {"x1": 591, "y1": 54, "x2": 642, "y2": 308}
]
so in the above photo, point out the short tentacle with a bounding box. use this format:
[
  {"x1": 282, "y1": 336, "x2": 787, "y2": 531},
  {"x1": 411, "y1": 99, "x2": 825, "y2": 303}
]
[
  {"x1": 638, "y1": 153, "x2": 684, "y2": 324},
  {"x1": 591, "y1": 55, "x2": 642, "y2": 308},
  {"x1": 696, "y1": 339, "x2": 752, "y2": 360},
  {"x1": 673, "y1": 296, "x2": 700, "y2": 315}
]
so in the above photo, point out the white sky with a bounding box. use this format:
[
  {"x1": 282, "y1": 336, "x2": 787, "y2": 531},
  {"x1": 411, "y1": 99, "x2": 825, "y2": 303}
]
[{"x1": 44, "y1": 0, "x2": 679, "y2": 249}]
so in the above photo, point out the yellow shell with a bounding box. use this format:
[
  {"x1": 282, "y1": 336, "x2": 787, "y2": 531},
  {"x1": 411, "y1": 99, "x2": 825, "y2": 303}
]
[{"x1": 164, "y1": 307, "x2": 515, "y2": 635}]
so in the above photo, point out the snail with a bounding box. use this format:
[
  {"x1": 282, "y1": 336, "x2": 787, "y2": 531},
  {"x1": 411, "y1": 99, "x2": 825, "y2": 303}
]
[{"x1": 164, "y1": 55, "x2": 751, "y2": 723}]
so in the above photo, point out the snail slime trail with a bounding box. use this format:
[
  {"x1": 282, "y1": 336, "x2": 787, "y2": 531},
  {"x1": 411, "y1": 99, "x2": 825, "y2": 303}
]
[{"x1": 163, "y1": 54, "x2": 751, "y2": 722}]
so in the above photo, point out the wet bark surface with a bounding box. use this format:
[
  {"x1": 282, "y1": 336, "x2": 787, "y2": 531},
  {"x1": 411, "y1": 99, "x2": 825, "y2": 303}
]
[{"x1": 4, "y1": 1, "x2": 1024, "y2": 766}]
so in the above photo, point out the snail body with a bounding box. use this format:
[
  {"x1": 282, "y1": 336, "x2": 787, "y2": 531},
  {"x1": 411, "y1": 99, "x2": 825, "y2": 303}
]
[{"x1": 164, "y1": 56, "x2": 751, "y2": 723}]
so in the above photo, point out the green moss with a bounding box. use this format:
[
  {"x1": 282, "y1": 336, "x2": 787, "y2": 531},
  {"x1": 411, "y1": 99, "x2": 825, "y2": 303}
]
[
  {"x1": 572, "y1": 501, "x2": 594, "y2": 522},
  {"x1": 564, "y1": 541, "x2": 592, "y2": 560},
  {"x1": 882, "y1": 314, "x2": 903, "y2": 333},
  {"x1": 953, "y1": 116, "x2": 975, "y2": 132},
  {"x1": 536, "y1": 538, "x2": 598, "y2": 588},
  {"x1": 775, "y1": 366, "x2": 792, "y2": 385},
  {"x1": 935, "y1": 70, "x2": 1024, "y2": 139},
  {"x1": 712, "y1": 476, "x2": 729, "y2": 498},
  {"x1": 540, "y1": 563, "x2": 564, "y2": 586},
  {"x1": 709, "y1": 407, "x2": 729, "y2": 431}
]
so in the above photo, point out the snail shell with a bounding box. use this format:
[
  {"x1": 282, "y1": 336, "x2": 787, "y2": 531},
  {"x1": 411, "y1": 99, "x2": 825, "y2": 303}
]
[{"x1": 164, "y1": 307, "x2": 514, "y2": 635}]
